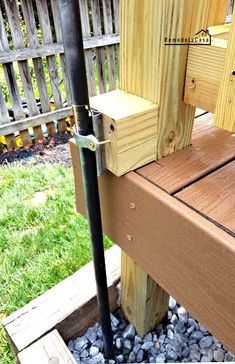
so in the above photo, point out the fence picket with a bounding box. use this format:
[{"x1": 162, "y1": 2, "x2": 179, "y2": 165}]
[
  {"x1": 35, "y1": 0, "x2": 66, "y2": 133},
  {"x1": 50, "y1": 0, "x2": 71, "y2": 105},
  {"x1": 113, "y1": 0, "x2": 120, "y2": 78},
  {"x1": 91, "y1": 0, "x2": 106, "y2": 94},
  {"x1": 0, "y1": 7, "x2": 25, "y2": 148},
  {"x1": 0, "y1": 84, "x2": 10, "y2": 126},
  {"x1": 79, "y1": 0, "x2": 97, "y2": 96},
  {"x1": 21, "y1": 0, "x2": 49, "y2": 141},
  {"x1": 0, "y1": 83, "x2": 16, "y2": 150},
  {"x1": 4, "y1": 0, "x2": 39, "y2": 146},
  {"x1": 102, "y1": 0, "x2": 116, "y2": 90}
]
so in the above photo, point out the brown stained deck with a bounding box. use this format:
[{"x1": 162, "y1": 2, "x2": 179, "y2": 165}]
[
  {"x1": 175, "y1": 161, "x2": 235, "y2": 235},
  {"x1": 136, "y1": 113, "x2": 235, "y2": 236},
  {"x1": 136, "y1": 113, "x2": 235, "y2": 196}
]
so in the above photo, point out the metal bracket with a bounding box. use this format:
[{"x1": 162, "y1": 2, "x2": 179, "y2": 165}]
[
  {"x1": 74, "y1": 132, "x2": 110, "y2": 151},
  {"x1": 74, "y1": 133, "x2": 100, "y2": 151},
  {"x1": 73, "y1": 110, "x2": 110, "y2": 176}
]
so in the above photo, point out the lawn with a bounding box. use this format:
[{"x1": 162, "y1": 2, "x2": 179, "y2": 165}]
[{"x1": 0, "y1": 162, "x2": 111, "y2": 364}]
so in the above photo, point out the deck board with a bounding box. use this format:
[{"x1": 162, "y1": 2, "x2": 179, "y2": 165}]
[
  {"x1": 175, "y1": 160, "x2": 235, "y2": 235},
  {"x1": 136, "y1": 113, "x2": 235, "y2": 194}
]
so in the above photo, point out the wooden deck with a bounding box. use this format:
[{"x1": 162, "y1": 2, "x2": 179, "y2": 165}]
[
  {"x1": 136, "y1": 112, "x2": 235, "y2": 235},
  {"x1": 70, "y1": 112, "x2": 235, "y2": 352}
]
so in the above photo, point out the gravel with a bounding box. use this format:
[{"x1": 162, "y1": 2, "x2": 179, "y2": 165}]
[{"x1": 68, "y1": 299, "x2": 235, "y2": 363}]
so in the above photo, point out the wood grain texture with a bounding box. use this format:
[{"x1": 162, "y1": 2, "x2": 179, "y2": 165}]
[
  {"x1": 0, "y1": 84, "x2": 10, "y2": 125},
  {"x1": 214, "y1": 11, "x2": 235, "y2": 131},
  {"x1": 121, "y1": 251, "x2": 169, "y2": 337},
  {"x1": 189, "y1": 0, "x2": 229, "y2": 33},
  {"x1": 0, "y1": 84, "x2": 16, "y2": 150},
  {"x1": 18, "y1": 330, "x2": 76, "y2": 364},
  {"x1": 120, "y1": 0, "x2": 229, "y2": 159},
  {"x1": 0, "y1": 107, "x2": 73, "y2": 136},
  {"x1": 4, "y1": 0, "x2": 39, "y2": 145},
  {"x1": 184, "y1": 25, "x2": 229, "y2": 113},
  {"x1": 91, "y1": 0, "x2": 107, "y2": 94},
  {"x1": 51, "y1": 0, "x2": 71, "y2": 106},
  {"x1": 136, "y1": 113, "x2": 235, "y2": 194},
  {"x1": 79, "y1": 0, "x2": 96, "y2": 96},
  {"x1": 3, "y1": 246, "x2": 120, "y2": 353},
  {"x1": 175, "y1": 161, "x2": 235, "y2": 235},
  {"x1": 113, "y1": 0, "x2": 120, "y2": 70},
  {"x1": 0, "y1": 35, "x2": 120, "y2": 64},
  {"x1": 21, "y1": 0, "x2": 49, "y2": 115},
  {"x1": 21, "y1": 0, "x2": 48, "y2": 141},
  {"x1": 90, "y1": 90, "x2": 159, "y2": 176},
  {"x1": 102, "y1": 0, "x2": 116, "y2": 91},
  {"x1": 70, "y1": 139, "x2": 235, "y2": 353}
]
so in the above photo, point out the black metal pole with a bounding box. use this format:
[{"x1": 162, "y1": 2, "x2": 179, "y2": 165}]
[{"x1": 58, "y1": 0, "x2": 113, "y2": 359}]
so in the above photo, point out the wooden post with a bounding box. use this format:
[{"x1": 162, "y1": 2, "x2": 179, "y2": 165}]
[
  {"x1": 121, "y1": 252, "x2": 169, "y2": 337},
  {"x1": 119, "y1": 0, "x2": 229, "y2": 336},
  {"x1": 214, "y1": 10, "x2": 235, "y2": 132}
]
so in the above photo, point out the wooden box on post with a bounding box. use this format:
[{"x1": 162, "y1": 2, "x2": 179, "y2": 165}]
[{"x1": 90, "y1": 90, "x2": 159, "y2": 177}]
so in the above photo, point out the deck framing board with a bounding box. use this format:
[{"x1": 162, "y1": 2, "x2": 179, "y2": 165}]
[{"x1": 70, "y1": 139, "x2": 235, "y2": 353}]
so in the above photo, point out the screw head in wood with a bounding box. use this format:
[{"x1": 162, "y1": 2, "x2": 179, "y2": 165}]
[{"x1": 130, "y1": 202, "x2": 136, "y2": 209}]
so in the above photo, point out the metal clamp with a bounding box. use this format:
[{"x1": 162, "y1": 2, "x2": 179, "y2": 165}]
[
  {"x1": 73, "y1": 109, "x2": 111, "y2": 175},
  {"x1": 74, "y1": 133, "x2": 99, "y2": 151},
  {"x1": 74, "y1": 132, "x2": 110, "y2": 152}
]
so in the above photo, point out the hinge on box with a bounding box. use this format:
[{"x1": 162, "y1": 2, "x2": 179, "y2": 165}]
[{"x1": 73, "y1": 107, "x2": 110, "y2": 175}]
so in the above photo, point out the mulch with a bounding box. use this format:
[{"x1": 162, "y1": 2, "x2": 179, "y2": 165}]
[{"x1": 0, "y1": 133, "x2": 73, "y2": 168}]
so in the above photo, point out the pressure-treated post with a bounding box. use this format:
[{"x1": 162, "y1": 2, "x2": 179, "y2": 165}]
[
  {"x1": 120, "y1": 0, "x2": 229, "y2": 337},
  {"x1": 214, "y1": 9, "x2": 235, "y2": 132},
  {"x1": 121, "y1": 252, "x2": 169, "y2": 337}
]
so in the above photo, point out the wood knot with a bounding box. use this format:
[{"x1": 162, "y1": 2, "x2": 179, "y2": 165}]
[{"x1": 168, "y1": 130, "x2": 175, "y2": 143}]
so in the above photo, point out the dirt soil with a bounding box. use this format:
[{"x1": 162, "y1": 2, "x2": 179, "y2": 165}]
[{"x1": 0, "y1": 133, "x2": 73, "y2": 168}]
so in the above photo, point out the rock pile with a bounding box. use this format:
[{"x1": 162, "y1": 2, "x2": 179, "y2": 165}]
[{"x1": 68, "y1": 298, "x2": 235, "y2": 363}]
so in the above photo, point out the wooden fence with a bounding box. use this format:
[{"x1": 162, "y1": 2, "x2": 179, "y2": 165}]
[{"x1": 0, "y1": 0, "x2": 120, "y2": 151}]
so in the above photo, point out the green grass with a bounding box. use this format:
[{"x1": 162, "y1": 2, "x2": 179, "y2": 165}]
[{"x1": 0, "y1": 162, "x2": 112, "y2": 364}]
